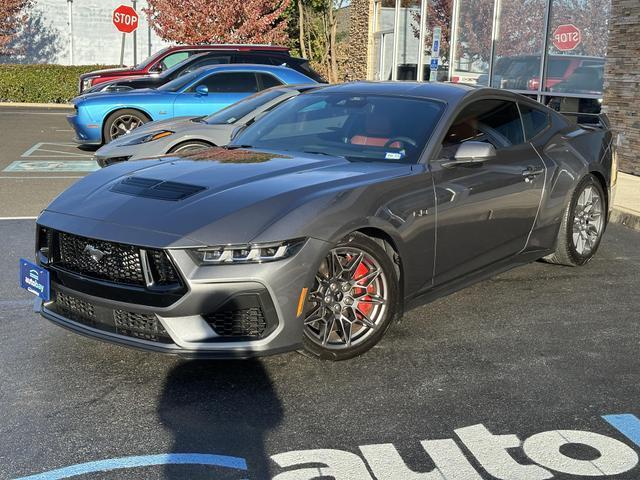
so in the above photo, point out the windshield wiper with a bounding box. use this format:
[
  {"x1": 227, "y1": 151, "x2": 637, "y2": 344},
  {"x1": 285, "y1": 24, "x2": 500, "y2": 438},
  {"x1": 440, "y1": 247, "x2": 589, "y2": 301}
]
[
  {"x1": 303, "y1": 150, "x2": 345, "y2": 159},
  {"x1": 225, "y1": 144, "x2": 254, "y2": 150}
]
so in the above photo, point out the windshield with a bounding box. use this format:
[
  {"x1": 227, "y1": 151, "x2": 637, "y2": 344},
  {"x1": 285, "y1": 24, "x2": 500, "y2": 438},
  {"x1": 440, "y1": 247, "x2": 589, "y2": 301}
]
[
  {"x1": 204, "y1": 89, "x2": 290, "y2": 125},
  {"x1": 158, "y1": 69, "x2": 202, "y2": 92},
  {"x1": 232, "y1": 93, "x2": 445, "y2": 163},
  {"x1": 134, "y1": 47, "x2": 170, "y2": 70}
]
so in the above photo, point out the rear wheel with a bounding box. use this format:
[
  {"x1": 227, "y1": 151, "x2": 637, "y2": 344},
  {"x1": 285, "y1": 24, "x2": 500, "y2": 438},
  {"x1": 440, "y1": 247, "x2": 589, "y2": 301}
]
[
  {"x1": 103, "y1": 109, "x2": 150, "y2": 143},
  {"x1": 167, "y1": 140, "x2": 213, "y2": 154},
  {"x1": 302, "y1": 233, "x2": 399, "y2": 361},
  {"x1": 545, "y1": 174, "x2": 606, "y2": 266}
]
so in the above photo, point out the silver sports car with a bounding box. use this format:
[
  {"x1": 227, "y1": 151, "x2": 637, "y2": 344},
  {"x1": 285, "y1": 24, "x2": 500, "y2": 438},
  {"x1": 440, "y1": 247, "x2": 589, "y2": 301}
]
[
  {"x1": 94, "y1": 84, "x2": 323, "y2": 167},
  {"x1": 30, "y1": 82, "x2": 616, "y2": 361}
]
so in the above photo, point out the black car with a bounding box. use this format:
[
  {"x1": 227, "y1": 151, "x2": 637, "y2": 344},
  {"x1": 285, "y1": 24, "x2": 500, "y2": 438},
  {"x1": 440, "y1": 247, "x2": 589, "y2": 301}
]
[{"x1": 82, "y1": 51, "x2": 325, "y2": 94}]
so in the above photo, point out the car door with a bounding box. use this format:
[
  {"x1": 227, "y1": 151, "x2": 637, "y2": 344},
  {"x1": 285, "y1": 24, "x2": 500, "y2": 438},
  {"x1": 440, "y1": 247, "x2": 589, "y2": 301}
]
[
  {"x1": 430, "y1": 98, "x2": 546, "y2": 286},
  {"x1": 172, "y1": 72, "x2": 260, "y2": 118}
]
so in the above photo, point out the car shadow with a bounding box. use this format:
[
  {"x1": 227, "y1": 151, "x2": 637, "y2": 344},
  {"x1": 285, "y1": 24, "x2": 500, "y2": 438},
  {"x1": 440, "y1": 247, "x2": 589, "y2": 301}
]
[{"x1": 158, "y1": 359, "x2": 282, "y2": 480}]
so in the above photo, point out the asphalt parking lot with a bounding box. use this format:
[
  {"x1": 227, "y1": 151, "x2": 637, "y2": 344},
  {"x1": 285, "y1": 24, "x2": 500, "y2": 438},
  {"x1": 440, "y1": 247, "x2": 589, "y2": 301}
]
[
  {"x1": 0, "y1": 106, "x2": 94, "y2": 218},
  {"x1": 1, "y1": 218, "x2": 639, "y2": 479},
  {"x1": 1, "y1": 108, "x2": 639, "y2": 479}
]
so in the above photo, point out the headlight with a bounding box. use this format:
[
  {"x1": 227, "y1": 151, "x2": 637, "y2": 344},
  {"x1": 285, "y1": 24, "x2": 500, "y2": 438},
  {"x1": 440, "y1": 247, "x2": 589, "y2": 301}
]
[
  {"x1": 121, "y1": 130, "x2": 174, "y2": 145},
  {"x1": 188, "y1": 239, "x2": 305, "y2": 265}
]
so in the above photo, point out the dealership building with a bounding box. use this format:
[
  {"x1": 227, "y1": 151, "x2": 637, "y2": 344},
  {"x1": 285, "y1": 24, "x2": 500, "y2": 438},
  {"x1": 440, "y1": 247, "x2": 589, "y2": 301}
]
[{"x1": 347, "y1": 0, "x2": 639, "y2": 175}]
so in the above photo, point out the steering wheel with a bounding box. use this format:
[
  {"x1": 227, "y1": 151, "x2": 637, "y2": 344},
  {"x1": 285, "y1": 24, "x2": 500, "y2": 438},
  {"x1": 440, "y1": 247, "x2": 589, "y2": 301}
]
[{"x1": 384, "y1": 136, "x2": 417, "y2": 148}]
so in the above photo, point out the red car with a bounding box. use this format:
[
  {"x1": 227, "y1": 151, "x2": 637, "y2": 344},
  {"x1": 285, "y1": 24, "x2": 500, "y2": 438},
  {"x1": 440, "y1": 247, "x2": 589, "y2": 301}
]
[{"x1": 79, "y1": 44, "x2": 323, "y2": 92}]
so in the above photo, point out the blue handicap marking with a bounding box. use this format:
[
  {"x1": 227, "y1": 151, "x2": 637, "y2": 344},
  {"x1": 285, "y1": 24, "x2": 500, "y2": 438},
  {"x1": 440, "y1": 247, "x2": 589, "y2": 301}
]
[
  {"x1": 430, "y1": 58, "x2": 440, "y2": 71},
  {"x1": 3, "y1": 160, "x2": 99, "y2": 173},
  {"x1": 433, "y1": 40, "x2": 440, "y2": 52},
  {"x1": 12, "y1": 453, "x2": 248, "y2": 480},
  {"x1": 603, "y1": 414, "x2": 640, "y2": 447},
  {"x1": 19, "y1": 258, "x2": 50, "y2": 302}
]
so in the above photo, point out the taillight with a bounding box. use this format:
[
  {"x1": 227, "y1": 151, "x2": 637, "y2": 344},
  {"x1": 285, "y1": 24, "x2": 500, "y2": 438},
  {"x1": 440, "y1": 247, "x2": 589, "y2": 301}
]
[
  {"x1": 451, "y1": 76, "x2": 460, "y2": 83},
  {"x1": 528, "y1": 78, "x2": 540, "y2": 90}
]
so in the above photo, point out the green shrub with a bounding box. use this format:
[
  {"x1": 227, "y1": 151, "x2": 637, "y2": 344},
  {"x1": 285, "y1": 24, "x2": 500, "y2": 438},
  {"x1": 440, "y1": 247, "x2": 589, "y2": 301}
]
[{"x1": 0, "y1": 64, "x2": 117, "y2": 103}]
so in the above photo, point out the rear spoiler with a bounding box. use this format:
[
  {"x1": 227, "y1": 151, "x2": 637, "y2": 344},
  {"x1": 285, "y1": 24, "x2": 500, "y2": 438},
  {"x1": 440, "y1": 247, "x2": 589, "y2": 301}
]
[{"x1": 561, "y1": 111, "x2": 610, "y2": 130}]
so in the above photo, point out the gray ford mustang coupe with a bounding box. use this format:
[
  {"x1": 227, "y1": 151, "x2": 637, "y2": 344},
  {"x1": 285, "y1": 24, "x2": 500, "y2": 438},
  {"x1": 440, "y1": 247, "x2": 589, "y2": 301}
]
[{"x1": 31, "y1": 82, "x2": 615, "y2": 361}]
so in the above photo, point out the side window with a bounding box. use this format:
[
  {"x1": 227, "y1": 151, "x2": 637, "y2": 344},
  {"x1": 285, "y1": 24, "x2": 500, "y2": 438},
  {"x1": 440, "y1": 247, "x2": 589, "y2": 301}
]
[
  {"x1": 259, "y1": 73, "x2": 283, "y2": 90},
  {"x1": 181, "y1": 56, "x2": 231, "y2": 76},
  {"x1": 235, "y1": 54, "x2": 272, "y2": 65},
  {"x1": 157, "y1": 51, "x2": 191, "y2": 72},
  {"x1": 192, "y1": 72, "x2": 259, "y2": 93},
  {"x1": 442, "y1": 99, "x2": 524, "y2": 152},
  {"x1": 519, "y1": 104, "x2": 550, "y2": 140}
]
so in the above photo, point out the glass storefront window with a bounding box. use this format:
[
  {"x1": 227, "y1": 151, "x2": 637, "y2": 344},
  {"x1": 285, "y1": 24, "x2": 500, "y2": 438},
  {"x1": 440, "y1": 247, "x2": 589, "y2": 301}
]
[
  {"x1": 543, "y1": 0, "x2": 610, "y2": 95},
  {"x1": 372, "y1": 0, "x2": 397, "y2": 81},
  {"x1": 451, "y1": 0, "x2": 494, "y2": 86},
  {"x1": 491, "y1": 0, "x2": 547, "y2": 91}
]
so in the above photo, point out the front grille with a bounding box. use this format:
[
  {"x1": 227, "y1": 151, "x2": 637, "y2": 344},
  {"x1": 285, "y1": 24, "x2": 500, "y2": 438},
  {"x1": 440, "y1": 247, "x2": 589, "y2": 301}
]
[
  {"x1": 114, "y1": 309, "x2": 171, "y2": 343},
  {"x1": 51, "y1": 290, "x2": 172, "y2": 344},
  {"x1": 45, "y1": 229, "x2": 181, "y2": 288},
  {"x1": 57, "y1": 231, "x2": 145, "y2": 285},
  {"x1": 205, "y1": 307, "x2": 268, "y2": 338},
  {"x1": 55, "y1": 290, "x2": 96, "y2": 325}
]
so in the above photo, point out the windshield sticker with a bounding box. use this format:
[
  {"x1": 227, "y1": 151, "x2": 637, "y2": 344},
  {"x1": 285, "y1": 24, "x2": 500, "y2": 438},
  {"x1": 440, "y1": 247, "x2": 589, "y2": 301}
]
[{"x1": 385, "y1": 152, "x2": 403, "y2": 160}]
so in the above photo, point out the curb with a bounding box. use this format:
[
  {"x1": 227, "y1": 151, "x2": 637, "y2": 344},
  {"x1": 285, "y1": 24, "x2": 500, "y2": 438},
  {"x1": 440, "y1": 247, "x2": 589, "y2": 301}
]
[
  {"x1": 0, "y1": 102, "x2": 73, "y2": 109},
  {"x1": 610, "y1": 208, "x2": 640, "y2": 232}
]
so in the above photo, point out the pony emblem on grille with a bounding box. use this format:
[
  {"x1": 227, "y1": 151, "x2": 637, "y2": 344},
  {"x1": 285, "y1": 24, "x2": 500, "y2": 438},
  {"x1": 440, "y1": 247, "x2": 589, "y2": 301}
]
[{"x1": 83, "y1": 244, "x2": 110, "y2": 263}]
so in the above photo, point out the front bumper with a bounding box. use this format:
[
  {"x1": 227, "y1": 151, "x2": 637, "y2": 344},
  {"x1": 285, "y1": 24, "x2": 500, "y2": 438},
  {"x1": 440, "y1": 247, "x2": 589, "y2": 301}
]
[
  {"x1": 36, "y1": 234, "x2": 329, "y2": 358},
  {"x1": 67, "y1": 113, "x2": 102, "y2": 145}
]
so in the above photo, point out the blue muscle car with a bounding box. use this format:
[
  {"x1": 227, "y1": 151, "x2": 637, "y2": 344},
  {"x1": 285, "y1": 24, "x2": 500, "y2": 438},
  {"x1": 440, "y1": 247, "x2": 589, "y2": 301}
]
[{"x1": 67, "y1": 64, "x2": 316, "y2": 145}]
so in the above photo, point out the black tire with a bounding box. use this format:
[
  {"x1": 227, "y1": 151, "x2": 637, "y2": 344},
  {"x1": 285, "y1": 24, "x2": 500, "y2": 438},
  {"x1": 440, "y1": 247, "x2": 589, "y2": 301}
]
[
  {"x1": 301, "y1": 232, "x2": 400, "y2": 361},
  {"x1": 167, "y1": 140, "x2": 213, "y2": 154},
  {"x1": 544, "y1": 174, "x2": 607, "y2": 266},
  {"x1": 103, "y1": 109, "x2": 150, "y2": 143}
]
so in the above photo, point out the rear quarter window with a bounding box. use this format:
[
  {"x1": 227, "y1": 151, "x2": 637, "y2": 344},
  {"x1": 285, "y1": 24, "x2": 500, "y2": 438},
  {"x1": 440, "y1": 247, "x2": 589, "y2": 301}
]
[{"x1": 519, "y1": 103, "x2": 550, "y2": 140}]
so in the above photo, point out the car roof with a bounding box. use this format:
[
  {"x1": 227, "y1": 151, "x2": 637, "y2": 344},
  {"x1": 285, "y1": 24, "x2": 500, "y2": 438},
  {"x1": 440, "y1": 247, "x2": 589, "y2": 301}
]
[
  {"x1": 189, "y1": 64, "x2": 311, "y2": 76},
  {"x1": 306, "y1": 81, "x2": 478, "y2": 102},
  {"x1": 164, "y1": 44, "x2": 290, "y2": 53}
]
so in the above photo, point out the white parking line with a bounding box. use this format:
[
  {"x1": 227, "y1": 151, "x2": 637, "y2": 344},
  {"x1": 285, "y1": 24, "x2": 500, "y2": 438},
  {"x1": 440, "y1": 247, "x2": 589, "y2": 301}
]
[
  {"x1": 21, "y1": 142, "x2": 92, "y2": 158},
  {"x1": 0, "y1": 216, "x2": 37, "y2": 220},
  {"x1": 0, "y1": 176, "x2": 84, "y2": 179}
]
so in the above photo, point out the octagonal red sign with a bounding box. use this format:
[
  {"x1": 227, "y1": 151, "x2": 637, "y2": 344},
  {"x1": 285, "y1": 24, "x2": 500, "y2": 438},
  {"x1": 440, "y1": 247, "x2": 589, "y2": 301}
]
[
  {"x1": 553, "y1": 24, "x2": 581, "y2": 51},
  {"x1": 113, "y1": 5, "x2": 139, "y2": 34}
]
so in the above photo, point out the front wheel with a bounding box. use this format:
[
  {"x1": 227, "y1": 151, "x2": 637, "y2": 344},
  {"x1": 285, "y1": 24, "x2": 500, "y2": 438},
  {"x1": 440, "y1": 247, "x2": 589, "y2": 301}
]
[
  {"x1": 103, "y1": 109, "x2": 150, "y2": 143},
  {"x1": 167, "y1": 140, "x2": 213, "y2": 154},
  {"x1": 545, "y1": 174, "x2": 606, "y2": 266},
  {"x1": 302, "y1": 233, "x2": 399, "y2": 361}
]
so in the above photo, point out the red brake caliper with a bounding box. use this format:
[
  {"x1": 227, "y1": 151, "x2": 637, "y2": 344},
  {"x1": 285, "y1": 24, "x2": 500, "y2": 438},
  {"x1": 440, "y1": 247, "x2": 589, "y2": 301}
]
[{"x1": 353, "y1": 260, "x2": 374, "y2": 317}]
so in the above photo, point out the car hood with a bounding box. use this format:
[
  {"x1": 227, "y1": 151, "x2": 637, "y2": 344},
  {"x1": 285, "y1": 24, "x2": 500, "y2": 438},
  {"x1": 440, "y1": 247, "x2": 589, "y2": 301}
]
[
  {"x1": 81, "y1": 67, "x2": 138, "y2": 78},
  {"x1": 39, "y1": 149, "x2": 410, "y2": 248},
  {"x1": 73, "y1": 88, "x2": 162, "y2": 104}
]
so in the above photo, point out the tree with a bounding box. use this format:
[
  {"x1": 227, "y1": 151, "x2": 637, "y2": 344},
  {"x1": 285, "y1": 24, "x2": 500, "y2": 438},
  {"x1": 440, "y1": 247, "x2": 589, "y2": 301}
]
[
  {"x1": 0, "y1": 0, "x2": 32, "y2": 55},
  {"x1": 145, "y1": 0, "x2": 291, "y2": 45}
]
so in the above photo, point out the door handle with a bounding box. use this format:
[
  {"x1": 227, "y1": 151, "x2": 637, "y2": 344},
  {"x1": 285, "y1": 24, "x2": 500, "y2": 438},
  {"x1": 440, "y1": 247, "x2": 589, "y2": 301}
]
[{"x1": 522, "y1": 166, "x2": 544, "y2": 177}]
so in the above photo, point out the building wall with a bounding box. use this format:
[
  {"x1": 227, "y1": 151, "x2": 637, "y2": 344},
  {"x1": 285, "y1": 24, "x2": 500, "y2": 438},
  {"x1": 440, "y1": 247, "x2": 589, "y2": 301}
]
[
  {"x1": 603, "y1": 0, "x2": 640, "y2": 175},
  {"x1": 4, "y1": 0, "x2": 169, "y2": 66}
]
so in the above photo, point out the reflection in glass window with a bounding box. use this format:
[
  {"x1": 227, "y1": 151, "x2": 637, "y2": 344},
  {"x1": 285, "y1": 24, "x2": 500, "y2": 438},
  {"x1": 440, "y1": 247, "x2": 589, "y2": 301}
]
[
  {"x1": 544, "y1": 0, "x2": 610, "y2": 93},
  {"x1": 451, "y1": 0, "x2": 494, "y2": 85},
  {"x1": 491, "y1": 0, "x2": 546, "y2": 91},
  {"x1": 519, "y1": 104, "x2": 550, "y2": 140}
]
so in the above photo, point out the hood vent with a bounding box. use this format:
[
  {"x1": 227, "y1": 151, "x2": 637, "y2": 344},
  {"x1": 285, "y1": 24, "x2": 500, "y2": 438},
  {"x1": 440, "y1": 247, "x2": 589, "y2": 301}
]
[{"x1": 110, "y1": 176, "x2": 206, "y2": 201}]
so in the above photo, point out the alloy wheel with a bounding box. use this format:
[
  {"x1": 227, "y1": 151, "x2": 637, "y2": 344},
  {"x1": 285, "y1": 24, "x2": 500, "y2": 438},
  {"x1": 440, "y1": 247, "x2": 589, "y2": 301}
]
[
  {"x1": 304, "y1": 247, "x2": 388, "y2": 350},
  {"x1": 110, "y1": 115, "x2": 145, "y2": 140},
  {"x1": 572, "y1": 184, "x2": 604, "y2": 256}
]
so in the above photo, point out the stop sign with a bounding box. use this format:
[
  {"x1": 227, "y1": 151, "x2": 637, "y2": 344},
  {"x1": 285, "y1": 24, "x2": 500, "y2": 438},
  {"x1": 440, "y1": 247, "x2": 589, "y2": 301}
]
[
  {"x1": 553, "y1": 24, "x2": 581, "y2": 51},
  {"x1": 113, "y1": 5, "x2": 139, "y2": 34}
]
